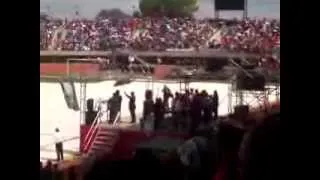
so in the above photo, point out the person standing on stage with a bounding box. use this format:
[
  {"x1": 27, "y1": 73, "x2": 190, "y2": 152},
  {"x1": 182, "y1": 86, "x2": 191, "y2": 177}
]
[
  {"x1": 108, "y1": 93, "x2": 117, "y2": 124},
  {"x1": 115, "y1": 90, "x2": 122, "y2": 122},
  {"x1": 212, "y1": 90, "x2": 219, "y2": 121},
  {"x1": 125, "y1": 91, "x2": 136, "y2": 123},
  {"x1": 108, "y1": 90, "x2": 122, "y2": 124},
  {"x1": 54, "y1": 128, "x2": 64, "y2": 161},
  {"x1": 142, "y1": 90, "x2": 154, "y2": 130}
]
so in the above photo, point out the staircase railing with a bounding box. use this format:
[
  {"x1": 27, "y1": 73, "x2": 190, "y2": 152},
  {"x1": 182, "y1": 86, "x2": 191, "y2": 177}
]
[
  {"x1": 83, "y1": 110, "x2": 103, "y2": 153},
  {"x1": 83, "y1": 109, "x2": 120, "y2": 153},
  {"x1": 80, "y1": 110, "x2": 121, "y2": 175},
  {"x1": 112, "y1": 111, "x2": 121, "y2": 127},
  {"x1": 41, "y1": 136, "x2": 79, "y2": 149}
]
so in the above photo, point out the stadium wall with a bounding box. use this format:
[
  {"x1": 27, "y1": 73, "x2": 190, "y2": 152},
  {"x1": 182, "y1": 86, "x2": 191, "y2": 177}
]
[{"x1": 40, "y1": 63, "x2": 100, "y2": 75}]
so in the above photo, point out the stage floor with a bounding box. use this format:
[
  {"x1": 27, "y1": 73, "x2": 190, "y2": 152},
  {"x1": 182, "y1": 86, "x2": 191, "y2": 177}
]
[
  {"x1": 100, "y1": 121, "x2": 140, "y2": 131},
  {"x1": 99, "y1": 116, "x2": 186, "y2": 133}
]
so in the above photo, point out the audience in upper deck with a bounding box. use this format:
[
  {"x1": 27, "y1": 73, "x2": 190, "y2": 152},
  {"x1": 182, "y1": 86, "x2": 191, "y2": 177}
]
[{"x1": 40, "y1": 17, "x2": 279, "y2": 56}]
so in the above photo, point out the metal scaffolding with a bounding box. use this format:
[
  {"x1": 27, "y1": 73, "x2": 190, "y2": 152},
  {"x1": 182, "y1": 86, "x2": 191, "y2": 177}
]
[
  {"x1": 228, "y1": 81, "x2": 280, "y2": 114},
  {"x1": 226, "y1": 58, "x2": 280, "y2": 113},
  {"x1": 79, "y1": 78, "x2": 87, "y2": 125}
]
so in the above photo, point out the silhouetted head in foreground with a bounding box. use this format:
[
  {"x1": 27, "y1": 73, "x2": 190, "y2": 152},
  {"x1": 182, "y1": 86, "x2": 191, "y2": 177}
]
[{"x1": 241, "y1": 112, "x2": 281, "y2": 180}]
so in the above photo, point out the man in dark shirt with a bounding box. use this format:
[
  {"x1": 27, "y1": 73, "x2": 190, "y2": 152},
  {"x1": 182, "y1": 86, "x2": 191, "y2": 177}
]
[
  {"x1": 212, "y1": 90, "x2": 219, "y2": 121},
  {"x1": 142, "y1": 90, "x2": 154, "y2": 129},
  {"x1": 115, "y1": 90, "x2": 123, "y2": 122},
  {"x1": 109, "y1": 90, "x2": 122, "y2": 124},
  {"x1": 125, "y1": 91, "x2": 136, "y2": 123},
  {"x1": 108, "y1": 93, "x2": 117, "y2": 124},
  {"x1": 190, "y1": 93, "x2": 202, "y2": 135}
]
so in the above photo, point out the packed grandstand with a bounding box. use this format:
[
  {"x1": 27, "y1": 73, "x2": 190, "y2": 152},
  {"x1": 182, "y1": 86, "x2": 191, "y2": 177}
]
[{"x1": 40, "y1": 17, "x2": 280, "y2": 56}]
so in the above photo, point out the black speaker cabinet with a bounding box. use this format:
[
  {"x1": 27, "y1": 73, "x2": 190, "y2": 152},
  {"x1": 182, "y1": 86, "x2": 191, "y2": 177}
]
[
  {"x1": 236, "y1": 71, "x2": 266, "y2": 91},
  {"x1": 85, "y1": 111, "x2": 97, "y2": 125},
  {"x1": 87, "y1": 98, "x2": 94, "y2": 112}
]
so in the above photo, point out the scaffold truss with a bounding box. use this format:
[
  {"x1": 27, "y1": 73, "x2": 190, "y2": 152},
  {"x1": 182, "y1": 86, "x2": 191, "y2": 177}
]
[{"x1": 228, "y1": 80, "x2": 280, "y2": 114}]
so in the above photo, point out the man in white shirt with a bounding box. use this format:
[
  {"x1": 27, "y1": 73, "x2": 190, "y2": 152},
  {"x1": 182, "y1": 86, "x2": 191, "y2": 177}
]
[
  {"x1": 54, "y1": 128, "x2": 64, "y2": 161},
  {"x1": 128, "y1": 55, "x2": 135, "y2": 72}
]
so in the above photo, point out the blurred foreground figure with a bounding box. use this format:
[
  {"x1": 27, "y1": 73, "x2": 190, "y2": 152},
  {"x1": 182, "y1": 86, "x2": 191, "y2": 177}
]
[
  {"x1": 177, "y1": 128, "x2": 218, "y2": 180},
  {"x1": 239, "y1": 112, "x2": 281, "y2": 180}
]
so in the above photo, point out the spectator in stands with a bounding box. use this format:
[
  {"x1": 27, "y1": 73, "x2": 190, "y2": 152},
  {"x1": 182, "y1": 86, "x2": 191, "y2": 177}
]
[{"x1": 40, "y1": 17, "x2": 280, "y2": 57}]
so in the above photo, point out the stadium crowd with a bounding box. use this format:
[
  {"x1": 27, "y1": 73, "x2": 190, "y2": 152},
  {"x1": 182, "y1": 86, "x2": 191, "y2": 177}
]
[{"x1": 40, "y1": 17, "x2": 280, "y2": 55}]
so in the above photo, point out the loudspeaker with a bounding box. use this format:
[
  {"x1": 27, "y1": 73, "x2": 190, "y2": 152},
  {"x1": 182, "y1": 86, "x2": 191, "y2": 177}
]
[
  {"x1": 87, "y1": 98, "x2": 94, "y2": 112},
  {"x1": 85, "y1": 111, "x2": 97, "y2": 125},
  {"x1": 236, "y1": 71, "x2": 265, "y2": 91}
]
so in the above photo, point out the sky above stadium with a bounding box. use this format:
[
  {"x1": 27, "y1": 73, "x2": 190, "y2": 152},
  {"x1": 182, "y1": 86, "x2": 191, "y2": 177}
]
[{"x1": 40, "y1": 0, "x2": 279, "y2": 19}]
